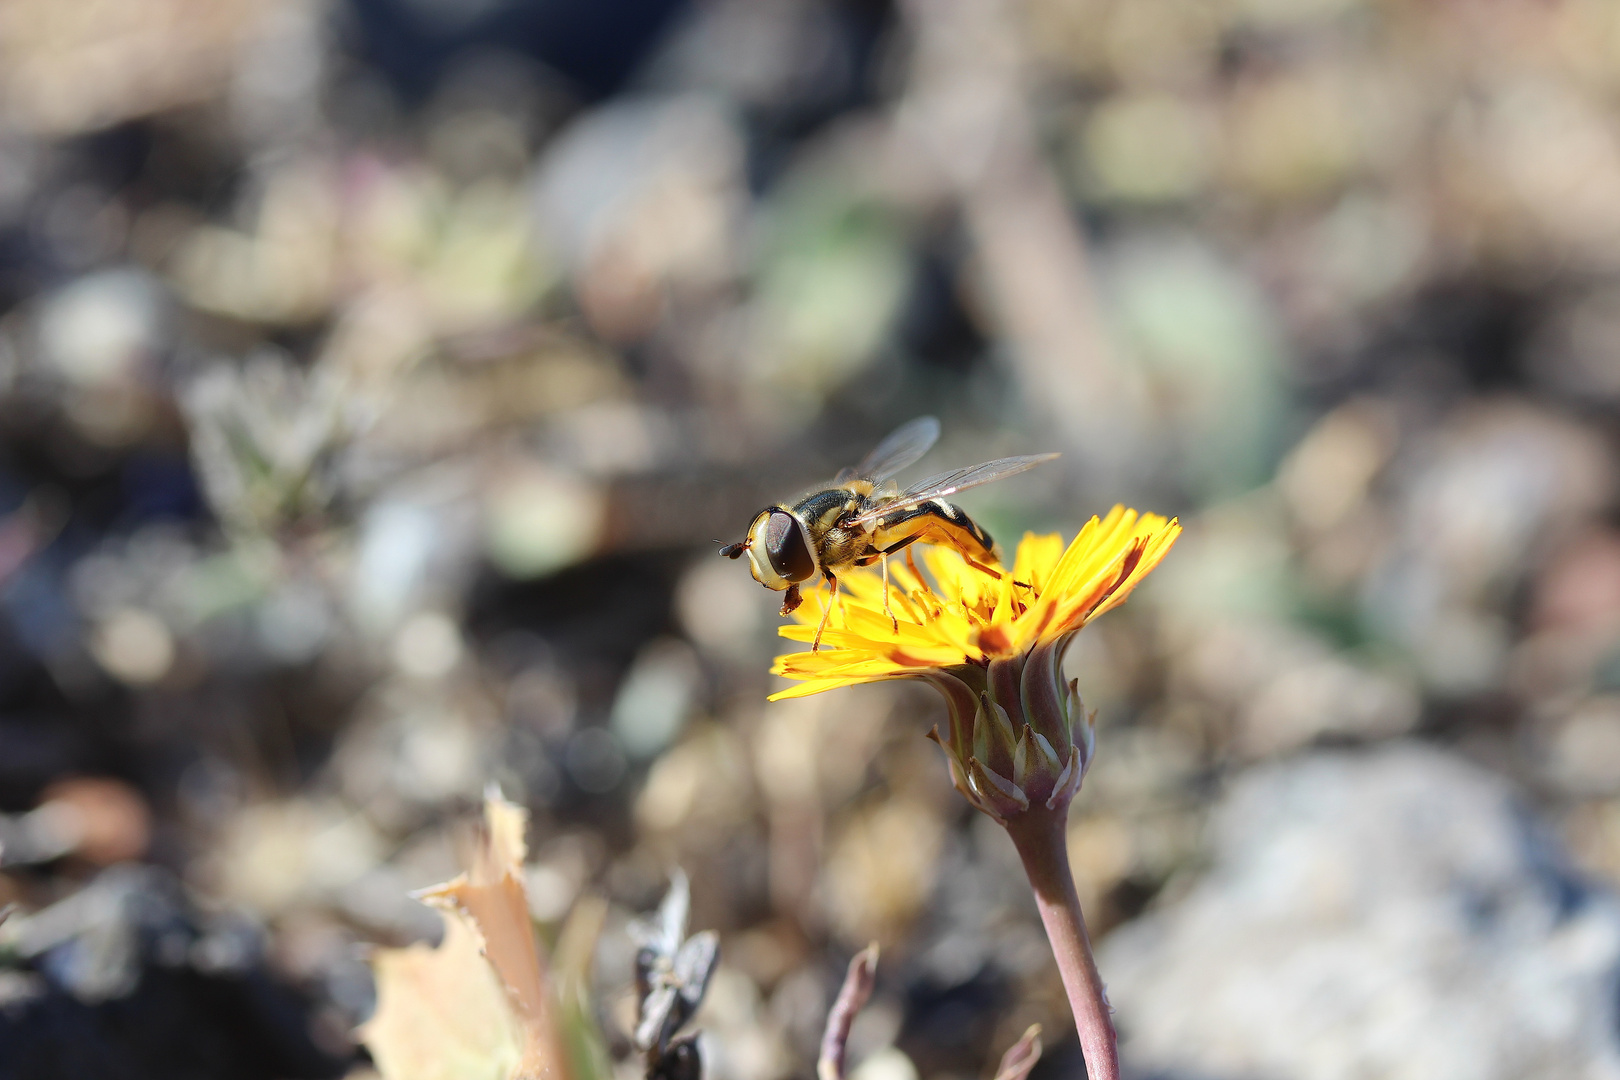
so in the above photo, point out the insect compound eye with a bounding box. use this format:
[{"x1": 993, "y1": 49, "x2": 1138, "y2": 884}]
[{"x1": 763, "y1": 510, "x2": 816, "y2": 583}]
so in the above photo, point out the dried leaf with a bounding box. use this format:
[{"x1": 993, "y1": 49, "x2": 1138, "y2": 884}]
[
  {"x1": 647, "y1": 1035, "x2": 702, "y2": 1080},
  {"x1": 629, "y1": 870, "x2": 691, "y2": 964},
  {"x1": 629, "y1": 872, "x2": 719, "y2": 1058},
  {"x1": 629, "y1": 873, "x2": 719, "y2": 1080},
  {"x1": 362, "y1": 912, "x2": 524, "y2": 1080},
  {"x1": 364, "y1": 792, "x2": 572, "y2": 1080}
]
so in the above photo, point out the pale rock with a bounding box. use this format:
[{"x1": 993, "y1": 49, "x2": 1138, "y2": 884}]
[{"x1": 1102, "y1": 743, "x2": 1620, "y2": 1080}]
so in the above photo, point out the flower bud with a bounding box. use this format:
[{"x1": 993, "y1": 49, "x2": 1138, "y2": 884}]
[{"x1": 929, "y1": 649, "x2": 1098, "y2": 824}]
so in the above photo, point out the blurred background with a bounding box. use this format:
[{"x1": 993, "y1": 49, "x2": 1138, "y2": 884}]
[{"x1": 3, "y1": 0, "x2": 1620, "y2": 1077}]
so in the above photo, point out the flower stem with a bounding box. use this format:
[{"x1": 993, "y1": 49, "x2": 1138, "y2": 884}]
[{"x1": 1004, "y1": 807, "x2": 1118, "y2": 1080}]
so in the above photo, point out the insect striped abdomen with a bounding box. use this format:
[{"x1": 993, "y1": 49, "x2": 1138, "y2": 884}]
[{"x1": 869, "y1": 500, "x2": 997, "y2": 564}]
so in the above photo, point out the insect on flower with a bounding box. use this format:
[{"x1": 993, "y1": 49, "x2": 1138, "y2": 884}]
[
  {"x1": 719, "y1": 417, "x2": 1058, "y2": 651},
  {"x1": 767, "y1": 510, "x2": 1180, "y2": 1080}
]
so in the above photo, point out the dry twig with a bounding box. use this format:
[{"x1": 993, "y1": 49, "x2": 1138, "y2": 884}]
[
  {"x1": 819, "y1": 945, "x2": 1045, "y2": 1080},
  {"x1": 818, "y1": 943, "x2": 880, "y2": 1080},
  {"x1": 991, "y1": 1024, "x2": 1043, "y2": 1080}
]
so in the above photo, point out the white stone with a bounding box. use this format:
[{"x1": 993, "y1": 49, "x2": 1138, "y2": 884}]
[{"x1": 1101, "y1": 743, "x2": 1620, "y2": 1080}]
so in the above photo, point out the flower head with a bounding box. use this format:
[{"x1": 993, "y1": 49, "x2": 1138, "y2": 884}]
[{"x1": 770, "y1": 505, "x2": 1180, "y2": 822}]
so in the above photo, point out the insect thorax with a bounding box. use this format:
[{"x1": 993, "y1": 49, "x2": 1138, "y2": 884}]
[
  {"x1": 792, "y1": 487, "x2": 873, "y2": 573},
  {"x1": 793, "y1": 488, "x2": 865, "y2": 533}
]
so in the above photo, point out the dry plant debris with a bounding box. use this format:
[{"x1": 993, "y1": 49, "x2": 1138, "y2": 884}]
[
  {"x1": 629, "y1": 872, "x2": 721, "y2": 1080},
  {"x1": 818, "y1": 942, "x2": 1042, "y2": 1080},
  {"x1": 363, "y1": 792, "x2": 572, "y2": 1080}
]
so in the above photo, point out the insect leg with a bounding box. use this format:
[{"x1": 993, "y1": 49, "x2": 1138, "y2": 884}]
[
  {"x1": 961, "y1": 553, "x2": 1003, "y2": 578},
  {"x1": 812, "y1": 573, "x2": 840, "y2": 652},
  {"x1": 868, "y1": 533, "x2": 923, "y2": 632},
  {"x1": 880, "y1": 553, "x2": 898, "y2": 633}
]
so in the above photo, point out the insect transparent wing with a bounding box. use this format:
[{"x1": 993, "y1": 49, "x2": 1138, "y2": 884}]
[
  {"x1": 835, "y1": 416, "x2": 941, "y2": 484},
  {"x1": 844, "y1": 453, "x2": 1060, "y2": 525}
]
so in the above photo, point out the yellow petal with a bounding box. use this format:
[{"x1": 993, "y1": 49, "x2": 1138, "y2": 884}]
[
  {"x1": 1084, "y1": 517, "x2": 1182, "y2": 622},
  {"x1": 1012, "y1": 532, "x2": 1065, "y2": 592},
  {"x1": 768, "y1": 674, "x2": 897, "y2": 700}
]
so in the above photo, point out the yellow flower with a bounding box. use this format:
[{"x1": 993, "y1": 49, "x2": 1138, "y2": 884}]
[
  {"x1": 769, "y1": 505, "x2": 1180, "y2": 822},
  {"x1": 770, "y1": 505, "x2": 1179, "y2": 695}
]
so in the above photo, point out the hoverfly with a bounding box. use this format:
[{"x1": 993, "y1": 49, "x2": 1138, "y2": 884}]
[{"x1": 720, "y1": 417, "x2": 1058, "y2": 650}]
